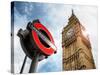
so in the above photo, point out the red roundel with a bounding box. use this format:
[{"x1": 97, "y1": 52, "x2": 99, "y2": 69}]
[{"x1": 32, "y1": 23, "x2": 56, "y2": 56}]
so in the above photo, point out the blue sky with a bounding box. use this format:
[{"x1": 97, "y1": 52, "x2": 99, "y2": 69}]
[{"x1": 12, "y1": 1, "x2": 98, "y2": 73}]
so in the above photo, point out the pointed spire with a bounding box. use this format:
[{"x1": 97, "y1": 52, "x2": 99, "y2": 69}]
[
  {"x1": 72, "y1": 9, "x2": 74, "y2": 15},
  {"x1": 68, "y1": 9, "x2": 79, "y2": 22}
]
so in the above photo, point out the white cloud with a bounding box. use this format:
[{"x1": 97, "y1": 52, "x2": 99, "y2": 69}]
[{"x1": 14, "y1": 7, "x2": 31, "y2": 73}]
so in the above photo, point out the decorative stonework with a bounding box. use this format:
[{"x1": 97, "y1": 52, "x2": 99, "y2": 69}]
[{"x1": 62, "y1": 10, "x2": 96, "y2": 71}]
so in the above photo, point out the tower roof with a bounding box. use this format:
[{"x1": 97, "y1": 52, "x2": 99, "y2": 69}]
[{"x1": 68, "y1": 9, "x2": 79, "y2": 23}]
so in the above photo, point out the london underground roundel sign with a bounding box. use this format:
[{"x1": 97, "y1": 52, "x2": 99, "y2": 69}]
[{"x1": 31, "y1": 22, "x2": 56, "y2": 56}]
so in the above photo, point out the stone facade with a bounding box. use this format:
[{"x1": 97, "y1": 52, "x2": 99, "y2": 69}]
[{"x1": 62, "y1": 10, "x2": 96, "y2": 71}]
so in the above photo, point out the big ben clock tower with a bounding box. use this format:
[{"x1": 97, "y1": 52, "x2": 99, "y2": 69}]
[{"x1": 62, "y1": 10, "x2": 96, "y2": 70}]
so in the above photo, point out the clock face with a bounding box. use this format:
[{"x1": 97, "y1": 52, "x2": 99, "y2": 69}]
[{"x1": 66, "y1": 28, "x2": 74, "y2": 38}]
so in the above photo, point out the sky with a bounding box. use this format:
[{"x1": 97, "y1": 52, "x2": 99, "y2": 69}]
[{"x1": 12, "y1": 1, "x2": 98, "y2": 73}]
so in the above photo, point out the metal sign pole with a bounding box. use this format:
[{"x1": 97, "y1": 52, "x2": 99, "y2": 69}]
[
  {"x1": 29, "y1": 52, "x2": 40, "y2": 73},
  {"x1": 20, "y1": 55, "x2": 27, "y2": 73}
]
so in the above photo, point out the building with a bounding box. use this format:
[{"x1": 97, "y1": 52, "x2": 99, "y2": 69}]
[{"x1": 62, "y1": 10, "x2": 96, "y2": 70}]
